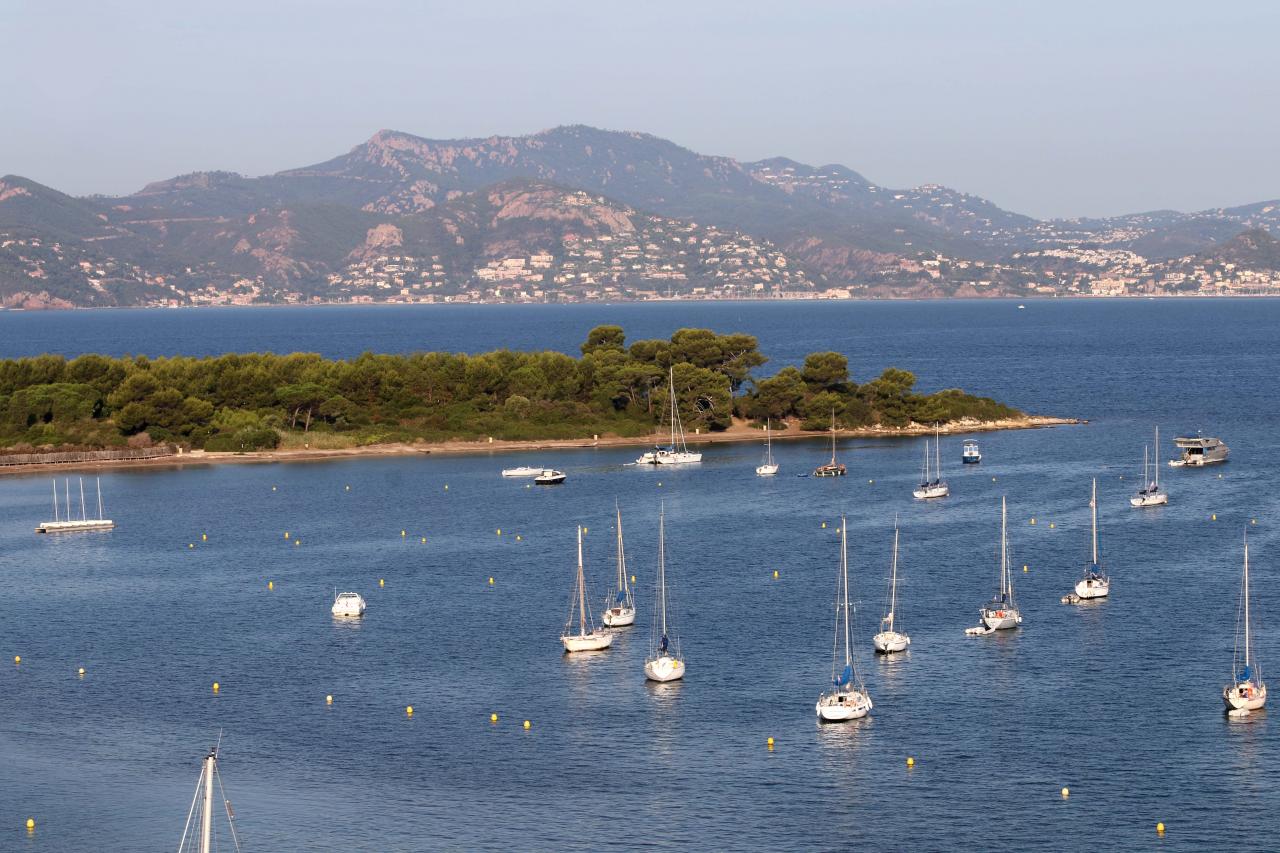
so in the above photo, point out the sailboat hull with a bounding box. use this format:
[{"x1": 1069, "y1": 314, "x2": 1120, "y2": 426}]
[
  {"x1": 1130, "y1": 492, "x2": 1168, "y2": 507},
  {"x1": 1223, "y1": 682, "x2": 1266, "y2": 711},
  {"x1": 912, "y1": 484, "x2": 949, "y2": 499},
  {"x1": 756, "y1": 464, "x2": 779, "y2": 476},
  {"x1": 872, "y1": 631, "x2": 910, "y2": 654},
  {"x1": 981, "y1": 610, "x2": 1021, "y2": 630},
  {"x1": 602, "y1": 606, "x2": 635, "y2": 627},
  {"x1": 816, "y1": 689, "x2": 872, "y2": 721},
  {"x1": 644, "y1": 654, "x2": 685, "y2": 682},
  {"x1": 1074, "y1": 578, "x2": 1109, "y2": 599},
  {"x1": 562, "y1": 631, "x2": 614, "y2": 652}
]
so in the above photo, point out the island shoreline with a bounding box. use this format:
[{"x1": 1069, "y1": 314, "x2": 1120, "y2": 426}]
[{"x1": 0, "y1": 415, "x2": 1081, "y2": 475}]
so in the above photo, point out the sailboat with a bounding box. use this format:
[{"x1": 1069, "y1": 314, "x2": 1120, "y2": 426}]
[
  {"x1": 813, "y1": 411, "x2": 847, "y2": 477},
  {"x1": 1223, "y1": 533, "x2": 1266, "y2": 713},
  {"x1": 967, "y1": 497, "x2": 1022, "y2": 633},
  {"x1": 561, "y1": 526, "x2": 614, "y2": 652},
  {"x1": 872, "y1": 521, "x2": 910, "y2": 653},
  {"x1": 178, "y1": 742, "x2": 241, "y2": 853},
  {"x1": 1073, "y1": 478, "x2": 1110, "y2": 599},
  {"x1": 816, "y1": 515, "x2": 873, "y2": 721},
  {"x1": 602, "y1": 503, "x2": 636, "y2": 627},
  {"x1": 636, "y1": 367, "x2": 702, "y2": 465},
  {"x1": 756, "y1": 418, "x2": 779, "y2": 476},
  {"x1": 644, "y1": 505, "x2": 685, "y2": 682},
  {"x1": 1130, "y1": 427, "x2": 1168, "y2": 507},
  {"x1": 35, "y1": 476, "x2": 115, "y2": 533},
  {"x1": 912, "y1": 423, "x2": 949, "y2": 499}
]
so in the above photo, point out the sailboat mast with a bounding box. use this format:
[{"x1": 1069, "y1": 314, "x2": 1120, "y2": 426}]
[
  {"x1": 935, "y1": 423, "x2": 942, "y2": 481},
  {"x1": 1154, "y1": 426, "x2": 1160, "y2": 489},
  {"x1": 79, "y1": 478, "x2": 87, "y2": 521},
  {"x1": 889, "y1": 523, "x2": 900, "y2": 623},
  {"x1": 1000, "y1": 497, "x2": 1008, "y2": 598},
  {"x1": 199, "y1": 751, "x2": 214, "y2": 853},
  {"x1": 96, "y1": 478, "x2": 104, "y2": 518},
  {"x1": 658, "y1": 507, "x2": 667, "y2": 637},
  {"x1": 830, "y1": 411, "x2": 837, "y2": 465},
  {"x1": 65, "y1": 478, "x2": 72, "y2": 520},
  {"x1": 577, "y1": 526, "x2": 586, "y2": 635},
  {"x1": 1091, "y1": 478, "x2": 1098, "y2": 567},
  {"x1": 1244, "y1": 534, "x2": 1251, "y2": 669},
  {"x1": 52, "y1": 479, "x2": 59, "y2": 522},
  {"x1": 765, "y1": 419, "x2": 773, "y2": 464},
  {"x1": 616, "y1": 505, "x2": 626, "y2": 593},
  {"x1": 840, "y1": 517, "x2": 852, "y2": 669}
]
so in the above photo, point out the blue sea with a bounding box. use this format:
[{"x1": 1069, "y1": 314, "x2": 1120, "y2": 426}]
[{"x1": 1, "y1": 299, "x2": 1277, "y2": 850}]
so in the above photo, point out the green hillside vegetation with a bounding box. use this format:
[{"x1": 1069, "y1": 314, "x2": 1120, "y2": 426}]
[{"x1": 0, "y1": 326, "x2": 1020, "y2": 452}]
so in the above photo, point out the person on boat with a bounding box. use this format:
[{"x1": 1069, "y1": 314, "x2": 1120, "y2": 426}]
[{"x1": 660, "y1": 634, "x2": 669, "y2": 653}]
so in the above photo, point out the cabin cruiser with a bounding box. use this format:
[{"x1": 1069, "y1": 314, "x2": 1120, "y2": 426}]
[
  {"x1": 331, "y1": 591, "x2": 366, "y2": 618},
  {"x1": 534, "y1": 469, "x2": 567, "y2": 484},
  {"x1": 962, "y1": 440, "x2": 981, "y2": 464},
  {"x1": 501, "y1": 466, "x2": 543, "y2": 478},
  {"x1": 1169, "y1": 434, "x2": 1228, "y2": 467}
]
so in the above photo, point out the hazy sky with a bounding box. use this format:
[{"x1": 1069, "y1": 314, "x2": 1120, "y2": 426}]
[{"x1": 3, "y1": 0, "x2": 1277, "y2": 218}]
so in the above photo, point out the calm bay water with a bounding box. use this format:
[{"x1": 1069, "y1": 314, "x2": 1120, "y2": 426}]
[{"x1": 1, "y1": 299, "x2": 1278, "y2": 850}]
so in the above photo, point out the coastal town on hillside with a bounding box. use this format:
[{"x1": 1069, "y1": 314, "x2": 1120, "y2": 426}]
[{"x1": 2, "y1": 227, "x2": 1279, "y2": 308}]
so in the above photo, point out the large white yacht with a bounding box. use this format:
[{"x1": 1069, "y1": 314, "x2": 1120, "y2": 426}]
[{"x1": 1169, "y1": 434, "x2": 1229, "y2": 467}]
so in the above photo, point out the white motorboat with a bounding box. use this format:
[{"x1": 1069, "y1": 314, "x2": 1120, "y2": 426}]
[
  {"x1": 1223, "y1": 533, "x2": 1266, "y2": 713},
  {"x1": 1074, "y1": 478, "x2": 1110, "y2": 600},
  {"x1": 331, "y1": 591, "x2": 367, "y2": 617},
  {"x1": 178, "y1": 742, "x2": 241, "y2": 853},
  {"x1": 501, "y1": 466, "x2": 543, "y2": 478},
  {"x1": 976, "y1": 497, "x2": 1022, "y2": 632},
  {"x1": 602, "y1": 503, "x2": 636, "y2": 628},
  {"x1": 817, "y1": 515, "x2": 873, "y2": 721},
  {"x1": 872, "y1": 521, "x2": 911, "y2": 654},
  {"x1": 637, "y1": 367, "x2": 702, "y2": 465},
  {"x1": 1131, "y1": 427, "x2": 1169, "y2": 507},
  {"x1": 35, "y1": 477, "x2": 115, "y2": 533},
  {"x1": 755, "y1": 418, "x2": 779, "y2": 476},
  {"x1": 561, "y1": 526, "x2": 614, "y2": 652},
  {"x1": 644, "y1": 505, "x2": 685, "y2": 682},
  {"x1": 912, "y1": 423, "x2": 949, "y2": 500},
  {"x1": 812, "y1": 410, "x2": 847, "y2": 477},
  {"x1": 1169, "y1": 433, "x2": 1229, "y2": 467},
  {"x1": 534, "y1": 469, "x2": 566, "y2": 485},
  {"x1": 962, "y1": 440, "x2": 981, "y2": 464}
]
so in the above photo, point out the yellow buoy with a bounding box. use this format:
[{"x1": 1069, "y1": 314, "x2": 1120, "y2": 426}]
[
  {"x1": 489, "y1": 577, "x2": 495, "y2": 585},
  {"x1": 773, "y1": 570, "x2": 779, "y2": 579},
  {"x1": 326, "y1": 694, "x2": 333, "y2": 705},
  {"x1": 444, "y1": 485, "x2": 449, "y2": 490},
  {"x1": 1061, "y1": 787, "x2": 1069, "y2": 798},
  {"x1": 657, "y1": 482, "x2": 662, "y2": 486},
  {"x1": 294, "y1": 540, "x2": 300, "y2": 546},
  {"x1": 268, "y1": 580, "x2": 274, "y2": 590},
  {"x1": 1030, "y1": 518, "x2": 1036, "y2": 525},
  {"x1": 189, "y1": 543, "x2": 194, "y2": 549},
  {"x1": 202, "y1": 533, "x2": 207, "y2": 541},
  {"x1": 14, "y1": 655, "x2": 20, "y2": 664},
  {"x1": 1212, "y1": 514, "x2": 1217, "y2": 521},
  {"x1": 284, "y1": 531, "x2": 289, "y2": 539},
  {"x1": 583, "y1": 527, "x2": 588, "y2": 533},
  {"x1": 1156, "y1": 822, "x2": 1165, "y2": 834},
  {"x1": 421, "y1": 537, "x2": 426, "y2": 543},
  {"x1": 516, "y1": 535, "x2": 522, "y2": 541},
  {"x1": 490, "y1": 713, "x2": 498, "y2": 723},
  {"x1": 379, "y1": 578, "x2": 385, "y2": 587},
  {"x1": 1252, "y1": 518, "x2": 1257, "y2": 525},
  {"x1": 401, "y1": 530, "x2": 406, "y2": 537},
  {"x1": 1049, "y1": 522, "x2": 1055, "y2": 529},
  {"x1": 766, "y1": 737, "x2": 775, "y2": 748},
  {"x1": 78, "y1": 667, "x2": 85, "y2": 676},
  {"x1": 631, "y1": 575, "x2": 636, "y2": 583},
  {"x1": 869, "y1": 479, "x2": 874, "y2": 484},
  {"x1": 496, "y1": 529, "x2": 501, "y2": 535},
  {"x1": 523, "y1": 720, "x2": 531, "y2": 729},
  {"x1": 26, "y1": 818, "x2": 34, "y2": 831},
  {"x1": 906, "y1": 756, "x2": 915, "y2": 767},
  {"x1": 406, "y1": 705, "x2": 414, "y2": 716},
  {"x1": 212, "y1": 682, "x2": 220, "y2": 692},
  {"x1": 822, "y1": 522, "x2": 827, "y2": 529}
]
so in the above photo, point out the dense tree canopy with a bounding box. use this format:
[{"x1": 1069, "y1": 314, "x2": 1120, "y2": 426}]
[{"x1": 0, "y1": 327, "x2": 1020, "y2": 452}]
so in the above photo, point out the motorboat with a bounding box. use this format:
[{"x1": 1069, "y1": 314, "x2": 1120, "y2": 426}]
[
  {"x1": 501, "y1": 466, "x2": 543, "y2": 478},
  {"x1": 816, "y1": 515, "x2": 873, "y2": 721},
  {"x1": 1224, "y1": 533, "x2": 1266, "y2": 713},
  {"x1": 331, "y1": 591, "x2": 367, "y2": 618},
  {"x1": 534, "y1": 469, "x2": 566, "y2": 484},
  {"x1": 962, "y1": 440, "x2": 981, "y2": 464},
  {"x1": 1073, "y1": 479, "x2": 1110, "y2": 600},
  {"x1": 1169, "y1": 433, "x2": 1229, "y2": 467},
  {"x1": 644, "y1": 505, "x2": 686, "y2": 682},
  {"x1": 561, "y1": 526, "x2": 614, "y2": 652},
  {"x1": 35, "y1": 477, "x2": 114, "y2": 533},
  {"x1": 1131, "y1": 427, "x2": 1169, "y2": 507}
]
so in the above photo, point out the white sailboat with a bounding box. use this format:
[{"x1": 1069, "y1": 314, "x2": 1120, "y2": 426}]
[
  {"x1": 644, "y1": 506, "x2": 685, "y2": 681},
  {"x1": 1074, "y1": 478, "x2": 1110, "y2": 600},
  {"x1": 816, "y1": 515, "x2": 873, "y2": 720},
  {"x1": 912, "y1": 423, "x2": 948, "y2": 499},
  {"x1": 178, "y1": 743, "x2": 241, "y2": 853},
  {"x1": 967, "y1": 497, "x2": 1022, "y2": 633},
  {"x1": 756, "y1": 418, "x2": 779, "y2": 476},
  {"x1": 1223, "y1": 533, "x2": 1266, "y2": 713},
  {"x1": 636, "y1": 367, "x2": 702, "y2": 465},
  {"x1": 872, "y1": 521, "x2": 910, "y2": 653},
  {"x1": 602, "y1": 503, "x2": 636, "y2": 627},
  {"x1": 35, "y1": 476, "x2": 115, "y2": 533},
  {"x1": 561, "y1": 526, "x2": 614, "y2": 652},
  {"x1": 812, "y1": 410, "x2": 847, "y2": 477},
  {"x1": 1130, "y1": 427, "x2": 1168, "y2": 507}
]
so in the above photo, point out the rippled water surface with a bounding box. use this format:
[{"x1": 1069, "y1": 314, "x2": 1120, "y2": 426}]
[{"x1": 1, "y1": 299, "x2": 1278, "y2": 850}]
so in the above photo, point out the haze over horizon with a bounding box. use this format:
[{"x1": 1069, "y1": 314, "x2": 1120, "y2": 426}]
[{"x1": 3, "y1": 0, "x2": 1277, "y2": 219}]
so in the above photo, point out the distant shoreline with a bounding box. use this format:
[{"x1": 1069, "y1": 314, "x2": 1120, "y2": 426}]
[{"x1": 0, "y1": 415, "x2": 1080, "y2": 476}]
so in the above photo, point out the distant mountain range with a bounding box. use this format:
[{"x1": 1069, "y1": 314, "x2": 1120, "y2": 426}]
[{"x1": 2, "y1": 125, "x2": 1278, "y2": 307}]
